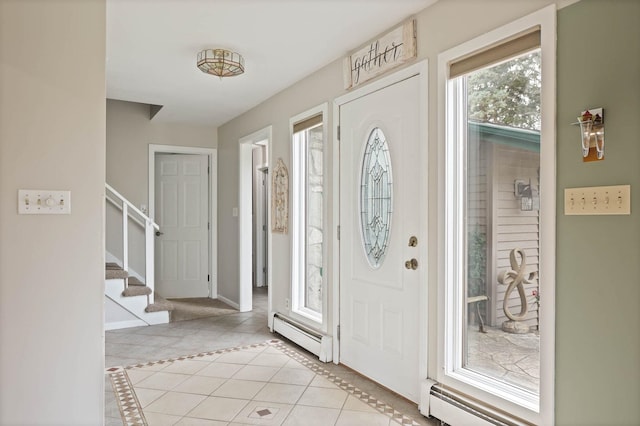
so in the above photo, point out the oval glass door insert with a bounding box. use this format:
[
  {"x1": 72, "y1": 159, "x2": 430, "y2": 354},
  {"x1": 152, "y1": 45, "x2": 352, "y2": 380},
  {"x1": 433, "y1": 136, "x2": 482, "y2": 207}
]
[{"x1": 359, "y1": 127, "x2": 393, "y2": 268}]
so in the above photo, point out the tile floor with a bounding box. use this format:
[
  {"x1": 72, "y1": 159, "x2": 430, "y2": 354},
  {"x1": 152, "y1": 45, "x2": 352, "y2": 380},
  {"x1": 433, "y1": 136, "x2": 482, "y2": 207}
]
[{"x1": 105, "y1": 288, "x2": 437, "y2": 426}]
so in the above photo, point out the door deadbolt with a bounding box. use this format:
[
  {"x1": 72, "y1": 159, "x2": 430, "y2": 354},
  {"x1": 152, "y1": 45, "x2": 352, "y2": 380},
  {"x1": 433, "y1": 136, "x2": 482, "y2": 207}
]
[
  {"x1": 404, "y1": 258, "x2": 419, "y2": 270},
  {"x1": 408, "y1": 236, "x2": 418, "y2": 247}
]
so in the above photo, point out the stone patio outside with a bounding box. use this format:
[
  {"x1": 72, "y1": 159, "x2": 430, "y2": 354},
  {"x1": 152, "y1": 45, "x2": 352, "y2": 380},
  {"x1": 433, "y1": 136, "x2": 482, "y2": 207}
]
[{"x1": 466, "y1": 326, "x2": 540, "y2": 394}]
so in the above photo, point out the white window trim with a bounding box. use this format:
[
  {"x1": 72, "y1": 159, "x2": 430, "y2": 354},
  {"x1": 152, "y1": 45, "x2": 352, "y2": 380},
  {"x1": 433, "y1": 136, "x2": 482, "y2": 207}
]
[
  {"x1": 436, "y1": 5, "x2": 556, "y2": 425},
  {"x1": 290, "y1": 103, "x2": 329, "y2": 330}
]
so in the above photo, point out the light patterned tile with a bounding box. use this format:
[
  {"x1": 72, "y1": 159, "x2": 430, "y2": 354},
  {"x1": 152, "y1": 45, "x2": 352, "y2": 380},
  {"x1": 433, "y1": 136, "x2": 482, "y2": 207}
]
[
  {"x1": 249, "y1": 353, "x2": 290, "y2": 367},
  {"x1": 215, "y1": 350, "x2": 259, "y2": 364},
  {"x1": 136, "y1": 372, "x2": 191, "y2": 391},
  {"x1": 253, "y1": 383, "x2": 306, "y2": 404},
  {"x1": 173, "y1": 375, "x2": 226, "y2": 395},
  {"x1": 193, "y1": 353, "x2": 222, "y2": 362},
  {"x1": 176, "y1": 418, "x2": 228, "y2": 426},
  {"x1": 297, "y1": 386, "x2": 348, "y2": 409},
  {"x1": 212, "y1": 379, "x2": 266, "y2": 399},
  {"x1": 232, "y1": 401, "x2": 294, "y2": 425},
  {"x1": 134, "y1": 387, "x2": 166, "y2": 408},
  {"x1": 269, "y1": 367, "x2": 315, "y2": 386},
  {"x1": 343, "y1": 394, "x2": 379, "y2": 413},
  {"x1": 160, "y1": 359, "x2": 211, "y2": 375},
  {"x1": 198, "y1": 362, "x2": 244, "y2": 379},
  {"x1": 282, "y1": 359, "x2": 307, "y2": 370},
  {"x1": 282, "y1": 405, "x2": 340, "y2": 426},
  {"x1": 143, "y1": 411, "x2": 182, "y2": 425},
  {"x1": 110, "y1": 340, "x2": 424, "y2": 426},
  {"x1": 126, "y1": 369, "x2": 155, "y2": 385},
  {"x1": 336, "y1": 409, "x2": 392, "y2": 426},
  {"x1": 145, "y1": 391, "x2": 208, "y2": 416},
  {"x1": 187, "y1": 396, "x2": 250, "y2": 421},
  {"x1": 233, "y1": 364, "x2": 280, "y2": 382},
  {"x1": 308, "y1": 374, "x2": 339, "y2": 389}
]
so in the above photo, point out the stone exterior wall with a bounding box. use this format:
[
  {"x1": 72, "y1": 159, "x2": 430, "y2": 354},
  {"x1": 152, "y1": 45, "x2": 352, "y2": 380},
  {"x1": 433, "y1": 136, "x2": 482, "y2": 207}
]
[{"x1": 305, "y1": 126, "x2": 324, "y2": 313}]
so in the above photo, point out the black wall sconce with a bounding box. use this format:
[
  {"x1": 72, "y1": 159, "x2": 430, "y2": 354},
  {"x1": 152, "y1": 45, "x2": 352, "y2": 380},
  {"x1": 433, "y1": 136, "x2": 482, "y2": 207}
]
[{"x1": 515, "y1": 179, "x2": 539, "y2": 211}]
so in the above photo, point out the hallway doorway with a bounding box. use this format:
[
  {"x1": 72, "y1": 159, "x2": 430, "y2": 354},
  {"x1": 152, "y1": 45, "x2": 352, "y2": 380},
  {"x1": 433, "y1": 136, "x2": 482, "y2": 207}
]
[
  {"x1": 149, "y1": 144, "x2": 218, "y2": 299},
  {"x1": 239, "y1": 126, "x2": 273, "y2": 325}
]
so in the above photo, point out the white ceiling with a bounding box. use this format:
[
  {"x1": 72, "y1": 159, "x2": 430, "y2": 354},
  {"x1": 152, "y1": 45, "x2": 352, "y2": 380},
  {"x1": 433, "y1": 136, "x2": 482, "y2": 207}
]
[{"x1": 106, "y1": 0, "x2": 438, "y2": 126}]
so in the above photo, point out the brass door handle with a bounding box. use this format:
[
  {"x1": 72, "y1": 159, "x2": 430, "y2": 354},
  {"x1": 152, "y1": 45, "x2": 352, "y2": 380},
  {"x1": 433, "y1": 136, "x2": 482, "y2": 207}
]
[{"x1": 404, "y1": 258, "x2": 418, "y2": 270}]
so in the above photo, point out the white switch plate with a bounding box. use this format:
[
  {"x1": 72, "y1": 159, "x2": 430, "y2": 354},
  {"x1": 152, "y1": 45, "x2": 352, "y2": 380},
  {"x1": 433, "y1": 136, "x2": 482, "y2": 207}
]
[
  {"x1": 18, "y1": 189, "x2": 71, "y2": 214},
  {"x1": 564, "y1": 185, "x2": 630, "y2": 215}
]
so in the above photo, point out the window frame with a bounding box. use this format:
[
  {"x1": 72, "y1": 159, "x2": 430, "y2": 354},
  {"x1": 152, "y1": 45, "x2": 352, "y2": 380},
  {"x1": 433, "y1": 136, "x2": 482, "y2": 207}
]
[
  {"x1": 290, "y1": 103, "x2": 329, "y2": 329},
  {"x1": 436, "y1": 6, "x2": 556, "y2": 424}
]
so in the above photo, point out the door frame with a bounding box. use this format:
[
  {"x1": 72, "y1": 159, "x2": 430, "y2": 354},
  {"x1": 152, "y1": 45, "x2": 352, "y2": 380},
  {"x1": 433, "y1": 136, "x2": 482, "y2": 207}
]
[
  {"x1": 239, "y1": 126, "x2": 273, "y2": 319},
  {"x1": 332, "y1": 60, "x2": 429, "y2": 377},
  {"x1": 148, "y1": 144, "x2": 218, "y2": 298}
]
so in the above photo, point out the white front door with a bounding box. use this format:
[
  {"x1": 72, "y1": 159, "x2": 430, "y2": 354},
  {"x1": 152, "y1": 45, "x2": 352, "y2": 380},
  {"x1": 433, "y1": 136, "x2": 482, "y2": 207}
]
[
  {"x1": 155, "y1": 153, "x2": 210, "y2": 298},
  {"x1": 339, "y1": 75, "x2": 422, "y2": 402}
]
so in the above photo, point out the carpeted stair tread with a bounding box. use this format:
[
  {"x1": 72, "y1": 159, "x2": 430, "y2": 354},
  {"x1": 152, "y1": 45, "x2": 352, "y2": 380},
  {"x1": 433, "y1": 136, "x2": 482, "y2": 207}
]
[
  {"x1": 146, "y1": 294, "x2": 174, "y2": 313},
  {"x1": 122, "y1": 285, "x2": 152, "y2": 297},
  {"x1": 105, "y1": 262, "x2": 129, "y2": 279},
  {"x1": 106, "y1": 268, "x2": 128, "y2": 280},
  {"x1": 128, "y1": 276, "x2": 145, "y2": 286}
]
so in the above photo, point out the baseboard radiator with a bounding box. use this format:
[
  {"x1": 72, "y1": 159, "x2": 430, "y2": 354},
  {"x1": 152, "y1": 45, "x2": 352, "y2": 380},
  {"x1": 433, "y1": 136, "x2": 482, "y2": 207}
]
[
  {"x1": 420, "y1": 380, "x2": 532, "y2": 426},
  {"x1": 272, "y1": 313, "x2": 332, "y2": 362}
]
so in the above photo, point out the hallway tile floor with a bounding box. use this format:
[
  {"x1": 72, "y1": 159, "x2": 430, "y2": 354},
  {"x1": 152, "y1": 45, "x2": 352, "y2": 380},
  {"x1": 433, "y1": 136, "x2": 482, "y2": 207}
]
[{"x1": 105, "y1": 289, "x2": 436, "y2": 426}]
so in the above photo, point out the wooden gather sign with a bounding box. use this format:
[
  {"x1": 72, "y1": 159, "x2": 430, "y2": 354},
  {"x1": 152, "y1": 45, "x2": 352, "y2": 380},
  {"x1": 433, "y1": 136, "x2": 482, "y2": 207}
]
[{"x1": 343, "y1": 19, "x2": 417, "y2": 90}]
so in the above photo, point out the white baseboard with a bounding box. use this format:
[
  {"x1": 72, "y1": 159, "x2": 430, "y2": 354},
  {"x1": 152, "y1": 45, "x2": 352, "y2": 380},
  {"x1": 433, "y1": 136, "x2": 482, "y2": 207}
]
[
  {"x1": 273, "y1": 313, "x2": 332, "y2": 362},
  {"x1": 105, "y1": 319, "x2": 147, "y2": 331},
  {"x1": 217, "y1": 294, "x2": 240, "y2": 310}
]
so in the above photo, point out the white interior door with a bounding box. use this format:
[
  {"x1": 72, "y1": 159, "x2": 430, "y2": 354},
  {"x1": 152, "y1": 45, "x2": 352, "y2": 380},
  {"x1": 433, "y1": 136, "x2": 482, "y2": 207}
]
[
  {"x1": 339, "y1": 75, "x2": 422, "y2": 402},
  {"x1": 155, "y1": 153, "x2": 209, "y2": 298}
]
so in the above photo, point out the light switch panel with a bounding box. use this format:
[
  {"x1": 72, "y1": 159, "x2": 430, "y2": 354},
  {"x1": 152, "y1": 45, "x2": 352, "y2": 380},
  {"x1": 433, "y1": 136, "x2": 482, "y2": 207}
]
[
  {"x1": 18, "y1": 189, "x2": 71, "y2": 214},
  {"x1": 564, "y1": 185, "x2": 630, "y2": 215}
]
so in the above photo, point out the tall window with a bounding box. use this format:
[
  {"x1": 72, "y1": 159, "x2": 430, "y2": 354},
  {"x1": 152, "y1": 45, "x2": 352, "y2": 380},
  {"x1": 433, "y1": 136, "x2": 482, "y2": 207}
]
[
  {"x1": 439, "y1": 9, "x2": 555, "y2": 424},
  {"x1": 291, "y1": 109, "x2": 325, "y2": 324}
]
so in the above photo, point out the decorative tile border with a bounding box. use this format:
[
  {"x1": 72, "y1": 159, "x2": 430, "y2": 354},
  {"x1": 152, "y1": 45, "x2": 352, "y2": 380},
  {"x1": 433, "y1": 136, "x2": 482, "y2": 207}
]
[
  {"x1": 271, "y1": 341, "x2": 421, "y2": 426},
  {"x1": 107, "y1": 339, "x2": 421, "y2": 426},
  {"x1": 108, "y1": 368, "x2": 147, "y2": 426}
]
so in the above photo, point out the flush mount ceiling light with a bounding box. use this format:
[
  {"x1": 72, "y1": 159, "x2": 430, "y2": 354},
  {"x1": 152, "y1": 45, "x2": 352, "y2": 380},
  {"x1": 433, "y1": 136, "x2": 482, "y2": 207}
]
[{"x1": 197, "y1": 48, "x2": 245, "y2": 78}]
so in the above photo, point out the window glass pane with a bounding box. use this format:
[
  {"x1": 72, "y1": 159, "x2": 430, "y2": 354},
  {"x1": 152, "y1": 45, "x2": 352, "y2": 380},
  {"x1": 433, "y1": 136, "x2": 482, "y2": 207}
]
[
  {"x1": 463, "y1": 51, "x2": 541, "y2": 394},
  {"x1": 305, "y1": 124, "x2": 323, "y2": 314},
  {"x1": 360, "y1": 128, "x2": 393, "y2": 269}
]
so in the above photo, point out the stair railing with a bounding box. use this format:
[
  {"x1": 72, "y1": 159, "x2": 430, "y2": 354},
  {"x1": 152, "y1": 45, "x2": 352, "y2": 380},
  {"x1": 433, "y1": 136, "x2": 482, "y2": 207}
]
[{"x1": 105, "y1": 183, "x2": 160, "y2": 304}]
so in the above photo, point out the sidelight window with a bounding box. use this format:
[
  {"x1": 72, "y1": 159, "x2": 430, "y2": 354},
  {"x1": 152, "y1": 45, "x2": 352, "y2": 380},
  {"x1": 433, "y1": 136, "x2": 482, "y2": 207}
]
[
  {"x1": 291, "y1": 106, "x2": 327, "y2": 324},
  {"x1": 439, "y1": 8, "x2": 556, "y2": 424}
]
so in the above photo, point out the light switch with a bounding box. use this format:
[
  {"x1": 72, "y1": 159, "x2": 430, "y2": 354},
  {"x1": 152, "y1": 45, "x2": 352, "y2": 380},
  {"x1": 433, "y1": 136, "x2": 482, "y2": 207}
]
[
  {"x1": 564, "y1": 185, "x2": 630, "y2": 215},
  {"x1": 18, "y1": 189, "x2": 71, "y2": 214}
]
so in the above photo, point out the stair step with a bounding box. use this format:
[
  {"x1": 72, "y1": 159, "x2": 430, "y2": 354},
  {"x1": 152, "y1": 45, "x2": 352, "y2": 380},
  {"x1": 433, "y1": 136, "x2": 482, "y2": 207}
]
[
  {"x1": 128, "y1": 276, "x2": 145, "y2": 286},
  {"x1": 122, "y1": 286, "x2": 152, "y2": 297},
  {"x1": 146, "y1": 295, "x2": 174, "y2": 313},
  {"x1": 105, "y1": 262, "x2": 121, "y2": 270},
  {"x1": 106, "y1": 268, "x2": 128, "y2": 280}
]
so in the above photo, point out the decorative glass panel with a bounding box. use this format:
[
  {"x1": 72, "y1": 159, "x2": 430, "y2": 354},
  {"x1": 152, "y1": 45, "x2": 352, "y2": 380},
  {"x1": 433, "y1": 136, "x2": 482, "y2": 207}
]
[{"x1": 360, "y1": 128, "x2": 393, "y2": 268}]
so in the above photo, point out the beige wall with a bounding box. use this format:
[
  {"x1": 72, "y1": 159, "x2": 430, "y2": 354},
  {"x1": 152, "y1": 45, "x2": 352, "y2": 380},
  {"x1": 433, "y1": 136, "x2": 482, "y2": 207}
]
[
  {"x1": 0, "y1": 0, "x2": 106, "y2": 423},
  {"x1": 106, "y1": 99, "x2": 217, "y2": 275},
  {"x1": 218, "y1": 0, "x2": 639, "y2": 423},
  {"x1": 106, "y1": 99, "x2": 218, "y2": 207}
]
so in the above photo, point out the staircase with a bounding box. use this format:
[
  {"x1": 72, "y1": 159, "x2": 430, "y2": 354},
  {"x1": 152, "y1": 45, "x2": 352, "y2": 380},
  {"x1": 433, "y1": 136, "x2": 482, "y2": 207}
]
[
  {"x1": 104, "y1": 184, "x2": 173, "y2": 330},
  {"x1": 105, "y1": 262, "x2": 173, "y2": 330}
]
